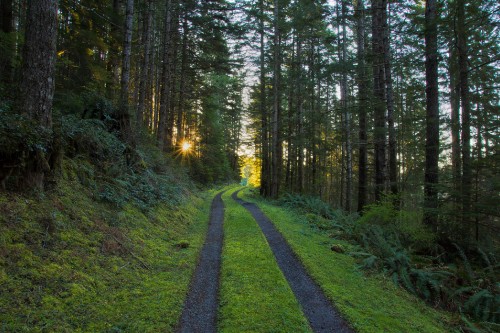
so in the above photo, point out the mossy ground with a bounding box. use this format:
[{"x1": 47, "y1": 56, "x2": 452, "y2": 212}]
[
  {"x1": 218, "y1": 187, "x2": 311, "y2": 333},
  {"x1": 0, "y1": 160, "x2": 212, "y2": 332},
  {"x1": 238, "y1": 187, "x2": 452, "y2": 333}
]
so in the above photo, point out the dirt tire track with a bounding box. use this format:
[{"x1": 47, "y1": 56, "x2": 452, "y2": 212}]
[
  {"x1": 232, "y1": 190, "x2": 354, "y2": 333},
  {"x1": 177, "y1": 191, "x2": 225, "y2": 333}
]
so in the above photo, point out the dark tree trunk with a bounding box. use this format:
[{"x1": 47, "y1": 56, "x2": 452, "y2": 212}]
[
  {"x1": 0, "y1": 0, "x2": 14, "y2": 89},
  {"x1": 449, "y1": 44, "x2": 461, "y2": 202},
  {"x1": 385, "y1": 3, "x2": 397, "y2": 197},
  {"x1": 119, "y1": 0, "x2": 135, "y2": 143},
  {"x1": 137, "y1": 0, "x2": 154, "y2": 127},
  {"x1": 457, "y1": 0, "x2": 471, "y2": 226},
  {"x1": 424, "y1": 0, "x2": 440, "y2": 231},
  {"x1": 356, "y1": 0, "x2": 368, "y2": 212},
  {"x1": 259, "y1": 0, "x2": 270, "y2": 197},
  {"x1": 157, "y1": 0, "x2": 174, "y2": 151},
  {"x1": 371, "y1": 0, "x2": 387, "y2": 201},
  {"x1": 339, "y1": 0, "x2": 352, "y2": 211},
  {"x1": 176, "y1": 14, "x2": 189, "y2": 144},
  {"x1": 270, "y1": 0, "x2": 282, "y2": 198},
  {"x1": 17, "y1": 0, "x2": 58, "y2": 188},
  {"x1": 297, "y1": 37, "x2": 304, "y2": 193}
]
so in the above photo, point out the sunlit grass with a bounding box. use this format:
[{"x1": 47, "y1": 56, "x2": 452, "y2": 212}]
[{"x1": 218, "y1": 188, "x2": 312, "y2": 333}]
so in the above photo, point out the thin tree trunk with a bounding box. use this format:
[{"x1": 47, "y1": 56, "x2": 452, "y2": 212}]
[
  {"x1": 449, "y1": 42, "x2": 461, "y2": 202},
  {"x1": 385, "y1": 2, "x2": 397, "y2": 197},
  {"x1": 271, "y1": 0, "x2": 281, "y2": 198},
  {"x1": 137, "y1": 0, "x2": 153, "y2": 126},
  {"x1": 356, "y1": 0, "x2": 368, "y2": 212},
  {"x1": 157, "y1": 0, "x2": 173, "y2": 151},
  {"x1": 339, "y1": 0, "x2": 352, "y2": 212},
  {"x1": 259, "y1": 0, "x2": 270, "y2": 197},
  {"x1": 424, "y1": 0, "x2": 440, "y2": 230},
  {"x1": 119, "y1": 0, "x2": 134, "y2": 143},
  {"x1": 176, "y1": 14, "x2": 188, "y2": 144},
  {"x1": 457, "y1": 0, "x2": 471, "y2": 226},
  {"x1": 371, "y1": 0, "x2": 387, "y2": 201},
  {"x1": 297, "y1": 36, "x2": 304, "y2": 193}
]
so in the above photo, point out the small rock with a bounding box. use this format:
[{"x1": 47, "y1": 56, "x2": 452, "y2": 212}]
[{"x1": 330, "y1": 244, "x2": 345, "y2": 253}]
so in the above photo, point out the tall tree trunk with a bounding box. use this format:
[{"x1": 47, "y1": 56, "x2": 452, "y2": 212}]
[
  {"x1": 270, "y1": 0, "x2": 281, "y2": 198},
  {"x1": 385, "y1": 2, "x2": 397, "y2": 196},
  {"x1": 371, "y1": 0, "x2": 387, "y2": 201},
  {"x1": 356, "y1": 0, "x2": 368, "y2": 212},
  {"x1": 119, "y1": 0, "x2": 135, "y2": 143},
  {"x1": 157, "y1": 0, "x2": 173, "y2": 151},
  {"x1": 259, "y1": 0, "x2": 270, "y2": 197},
  {"x1": 424, "y1": 0, "x2": 440, "y2": 231},
  {"x1": 449, "y1": 42, "x2": 461, "y2": 203},
  {"x1": 297, "y1": 36, "x2": 304, "y2": 193},
  {"x1": 137, "y1": 0, "x2": 154, "y2": 127},
  {"x1": 176, "y1": 14, "x2": 189, "y2": 144},
  {"x1": 457, "y1": 0, "x2": 471, "y2": 226},
  {"x1": 17, "y1": 0, "x2": 58, "y2": 188},
  {"x1": 339, "y1": 0, "x2": 352, "y2": 211}
]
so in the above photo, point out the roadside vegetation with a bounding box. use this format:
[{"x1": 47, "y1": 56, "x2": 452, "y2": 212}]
[
  {"x1": 0, "y1": 116, "x2": 214, "y2": 332},
  {"x1": 238, "y1": 188, "x2": 454, "y2": 333}
]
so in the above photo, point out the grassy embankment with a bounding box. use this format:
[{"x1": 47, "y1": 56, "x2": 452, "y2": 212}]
[
  {"x1": 0, "y1": 159, "x2": 213, "y2": 332},
  {"x1": 237, "y1": 187, "x2": 451, "y2": 333},
  {"x1": 218, "y1": 187, "x2": 312, "y2": 332}
]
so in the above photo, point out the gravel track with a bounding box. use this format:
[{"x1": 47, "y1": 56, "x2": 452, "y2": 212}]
[
  {"x1": 176, "y1": 191, "x2": 225, "y2": 333},
  {"x1": 232, "y1": 190, "x2": 353, "y2": 333}
]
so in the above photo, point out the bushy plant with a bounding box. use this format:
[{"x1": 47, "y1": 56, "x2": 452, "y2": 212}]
[{"x1": 358, "y1": 197, "x2": 435, "y2": 252}]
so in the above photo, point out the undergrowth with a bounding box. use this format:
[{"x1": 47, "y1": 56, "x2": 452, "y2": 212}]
[{"x1": 274, "y1": 191, "x2": 500, "y2": 332}]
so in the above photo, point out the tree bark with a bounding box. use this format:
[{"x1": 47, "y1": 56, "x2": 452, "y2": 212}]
[
  {"x1": 270, "y1": 0, "x2": 282, "y2": 198},
  {"x1": 424, "y1": 0, "x2": 440, "y2": 230},
  {"x1": 119, "y1": 0, "x2": 135, "y2": 143},
  {"x1": 449, "y1": 41, "x2": 461, "y2": 202},
  {"x1": 259, "y1": 0, "x2": 270, "y2": 197},
  {"x1": 371, "y1": 0, "x2": 387, "y2": 201},
  {"x1": 356, "y1": 0, "x2": 368, "y2": 212},
  {"x1": 137, "y1": 0, "x2": 154, "y2": 127},
  {"x1": 17, "y1": 0, "x2": 58, "y2": 188},
  {"x1": 457, "y1": 0, "x2": 471, "y2": 225},
  {"x1": 339, "y1": 0, "x2": 352, "y2": 211},
  {"x1": 385, "y1": 2, "x2": 397, "y2": 197},
  {"x1": 157, "y1": 0, "x2": 174, "y2": 151}
]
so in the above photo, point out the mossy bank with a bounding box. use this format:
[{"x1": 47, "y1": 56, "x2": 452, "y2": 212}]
[{"x1": 0, "y1": 159, "x2": 213, "y2": 332}]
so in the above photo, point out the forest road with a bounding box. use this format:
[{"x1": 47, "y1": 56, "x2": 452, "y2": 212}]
[
  {"x1": 232, "y1": 190, "x2": 354, "y2": 333},
  {"x1": 176, "y1": 191, "x2": 225, "y2": 333}
]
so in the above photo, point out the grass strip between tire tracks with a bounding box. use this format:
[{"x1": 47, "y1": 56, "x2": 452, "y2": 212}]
[{"x1": 218, "y1": 188, "x2": 312, "y2": 333}]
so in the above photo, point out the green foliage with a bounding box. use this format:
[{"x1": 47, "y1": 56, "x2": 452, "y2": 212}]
[
  {"x1": 274, "y1": 190, "x2": 499, "y2": 329},
  {"x1": 0, "y1": 167, "x2": 212, "y2": 332},
  {"x1": 358, "y1": 197, "x2": 436, "y2": 251}
]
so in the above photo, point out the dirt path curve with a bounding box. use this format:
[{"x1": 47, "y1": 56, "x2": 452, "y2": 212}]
[
  {"x1": 177, "y1": 191, "x2": 225, "y2": 333},
  {"x1": 232, "y1": 190, "x2": 353, "y2": 333}
]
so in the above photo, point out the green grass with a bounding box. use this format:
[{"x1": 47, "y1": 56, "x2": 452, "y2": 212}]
[
  {"x1": 0, "y1": 160, "x2": 212, "y2": 332},
  {"x1": 238, "y1": 187, "x2": 452, "y2": 333},
  {"x1": 218, "y1": 187, "x2": 312, "y2": 333}
]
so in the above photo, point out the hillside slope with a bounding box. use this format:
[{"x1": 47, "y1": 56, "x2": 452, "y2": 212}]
[{"x1": 0, "y1": 157, "x2": 212, "y2": 332}]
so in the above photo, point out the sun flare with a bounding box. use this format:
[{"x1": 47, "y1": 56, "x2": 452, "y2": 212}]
[{"x1": 181, "y1": 141, "x2": 192, "y2": 153}]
